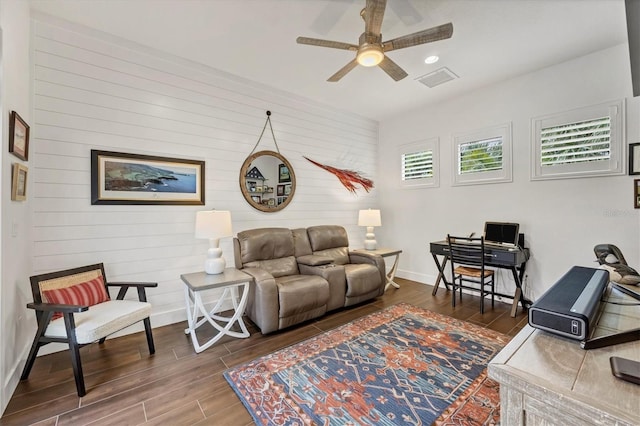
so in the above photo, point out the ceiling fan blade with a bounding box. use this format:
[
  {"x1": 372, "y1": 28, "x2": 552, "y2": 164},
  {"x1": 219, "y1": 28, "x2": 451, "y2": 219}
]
[
  {"x1": 296, "y1": 36, "x2": 358, "y2": 51},
  {"x1": 328, "y1": 59, "x2": 359, "y2": 82},
  {"x1": 378, "y1": 56, "x2": 408, "y2": 81},
  {"x1": 364, "y1": 0, "x2": 387, "y2": 36},
  {"x1": 383, "y1": 22, "x2": 453, "y2": 52}
]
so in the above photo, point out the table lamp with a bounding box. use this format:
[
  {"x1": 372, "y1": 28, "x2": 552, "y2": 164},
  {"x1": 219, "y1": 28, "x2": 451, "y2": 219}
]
[
  {"x1": 195, "y1": 210, "x2": 233, "y2": 274},
  {"x1": 358, "y1": 209, "x2": 381, "y2": 250}
]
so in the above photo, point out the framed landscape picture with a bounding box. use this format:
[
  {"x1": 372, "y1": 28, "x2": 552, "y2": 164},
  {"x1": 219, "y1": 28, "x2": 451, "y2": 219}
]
[
  {"x1": 9, "y1": 111, "x2": 30, "y2": 161},
  {"x1": 91, "y1": 150, "x2": 205, "y2": 205}
]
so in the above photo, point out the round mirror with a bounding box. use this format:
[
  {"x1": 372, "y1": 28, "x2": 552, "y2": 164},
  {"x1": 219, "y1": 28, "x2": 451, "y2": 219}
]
[{"x1": 239, "y1": 150, "x2": 296, "y2": 212}]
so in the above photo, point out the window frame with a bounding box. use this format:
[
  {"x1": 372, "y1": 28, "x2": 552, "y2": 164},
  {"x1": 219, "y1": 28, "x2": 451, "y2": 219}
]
[
  {"x1": 399, "y1": 137, "x2": 439, "y2": 189},
  {"x1": 452, "y1": 122, "x2": 512, "y2": 186},
  {"x1": 530, "y1": 100, "x2": 625, "y2": 180}
]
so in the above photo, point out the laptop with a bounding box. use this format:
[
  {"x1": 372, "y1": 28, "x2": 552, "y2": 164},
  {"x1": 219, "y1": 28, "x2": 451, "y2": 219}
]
[{"x1": 483, "y1": 222, "x2": 520, "y2": 247}]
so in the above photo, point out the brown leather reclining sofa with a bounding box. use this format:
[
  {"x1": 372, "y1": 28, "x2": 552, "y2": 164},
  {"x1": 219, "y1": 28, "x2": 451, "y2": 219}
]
[{"x1": 233, "y1": 225, "x2": 386, "y2": 334}]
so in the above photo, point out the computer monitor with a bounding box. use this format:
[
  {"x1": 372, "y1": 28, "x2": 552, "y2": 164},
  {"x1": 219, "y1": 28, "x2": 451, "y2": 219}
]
[{"x1": 484, "y1": 222, "x2": 520, "y2": 246}]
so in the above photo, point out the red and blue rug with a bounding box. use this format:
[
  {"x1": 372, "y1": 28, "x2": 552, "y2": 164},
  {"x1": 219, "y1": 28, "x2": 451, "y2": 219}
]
[{"x1": 224, "y1": 303, "x2": 509, "y2": 425}]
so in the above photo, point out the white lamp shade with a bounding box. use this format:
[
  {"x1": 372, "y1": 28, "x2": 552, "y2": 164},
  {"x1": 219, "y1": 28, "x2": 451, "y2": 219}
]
[
  {"x1": 195, "y1": 210, "x2": 233, "y2": 239},
  {"x1": 358, "y1": 209, "x2": 381, "y2": 227}
]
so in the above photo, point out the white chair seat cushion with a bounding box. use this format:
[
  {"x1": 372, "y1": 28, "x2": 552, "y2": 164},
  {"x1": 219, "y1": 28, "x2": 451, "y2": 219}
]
[{"x1": 45, "y1": 300, "x2": 152, "y2": 344}]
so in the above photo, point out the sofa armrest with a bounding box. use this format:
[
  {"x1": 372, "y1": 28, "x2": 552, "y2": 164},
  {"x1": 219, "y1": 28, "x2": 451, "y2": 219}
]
[
  {"x1": 349, "y1": 251, "x2": 386, "y2": 287},
  {"x1": 297, "y1": 255, "x2": 333, "y2": 267},
  {"x1": 240, "y1": 267, "x2": 280, "y2": 334}
]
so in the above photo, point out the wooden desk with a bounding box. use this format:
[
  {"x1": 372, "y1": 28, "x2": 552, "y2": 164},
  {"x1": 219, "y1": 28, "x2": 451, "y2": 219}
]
[
  {"x1": 181, "y1": 269, "x2": 252, "y2": 353},
  {"x1": 488, "y1": 284, "x2": 640, "y2": 425},
  {"x1": 430, "y1": 240, "x2": 531, "y2": 316}
]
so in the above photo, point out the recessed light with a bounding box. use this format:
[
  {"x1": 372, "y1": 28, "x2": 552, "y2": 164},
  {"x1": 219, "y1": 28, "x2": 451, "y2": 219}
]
[{"x1": 424, "y1": 55, "x2": 439, "y2": 64}]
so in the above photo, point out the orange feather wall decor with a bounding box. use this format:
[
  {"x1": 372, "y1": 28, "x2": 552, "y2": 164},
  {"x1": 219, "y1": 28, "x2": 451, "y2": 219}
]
[{"x1": 304, "y1": 156, "x2": 374, "y2": 194}]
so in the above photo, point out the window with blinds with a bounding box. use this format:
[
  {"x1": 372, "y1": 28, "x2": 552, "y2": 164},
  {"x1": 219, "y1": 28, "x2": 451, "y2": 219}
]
[
  {"x1": 402, "y1": 150, "x2": 433, "y2": 180},
  {"x1": 531, "y1": 100, "x2": 624, "y2": 180},
  {"x1": 540, "y1": 117, "x2": 611, "y2": 166},
  {"x1": 458, "y1": 137, "x2": 503, "y2": 174},
  {"x1": 453, "y1": 123, "x2": 512, "y2": 186},
  {"x1": 399, "y1": 138, "x2": 439, "y2": 188}
]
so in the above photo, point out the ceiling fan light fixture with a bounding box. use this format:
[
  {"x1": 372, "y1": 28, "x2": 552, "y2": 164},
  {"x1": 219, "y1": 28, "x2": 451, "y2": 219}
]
[{"x1": 357, "y1": 44, "x2": 384, "y2": 67}]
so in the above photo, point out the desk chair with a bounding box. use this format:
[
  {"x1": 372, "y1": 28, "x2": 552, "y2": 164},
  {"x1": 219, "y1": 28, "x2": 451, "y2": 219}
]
[{"x1": 447, "y1": 235, "x2": 495, "y2": 314}]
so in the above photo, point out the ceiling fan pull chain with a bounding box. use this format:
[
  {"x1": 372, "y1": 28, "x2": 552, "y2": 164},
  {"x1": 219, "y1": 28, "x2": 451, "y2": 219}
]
[{"x1": 248, "y1": 111, "x2": 281, "y2": 156}]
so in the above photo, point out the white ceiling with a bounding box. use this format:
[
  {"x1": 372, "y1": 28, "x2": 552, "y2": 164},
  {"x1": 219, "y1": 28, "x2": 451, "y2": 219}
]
[{"x1": 29, "y1": 0, "x2": 629, "y2": 121}]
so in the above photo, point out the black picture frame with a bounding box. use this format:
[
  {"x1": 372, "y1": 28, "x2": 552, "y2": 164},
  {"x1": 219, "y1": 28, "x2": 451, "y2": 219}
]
[
  {"x1": 9, "y1": 111, "x2": 30, "y2": 161},
  {"x1": 630, "y1": 143, "x2": 640, "y2": 175},
  {"x1": 635, "y1": 179, "x2": 640, "y2": 209},
  {"x1": 279, "y1": 163, "x2": 291, "y2": 183},
  {"x1": 91, "y1": 150, "x2": 205, "y2": 205}
]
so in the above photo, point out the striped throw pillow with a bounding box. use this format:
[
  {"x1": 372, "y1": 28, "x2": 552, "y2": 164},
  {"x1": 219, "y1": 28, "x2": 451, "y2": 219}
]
[{"x1": 42, "y1": 276, "x2": 110, "y2": 320}]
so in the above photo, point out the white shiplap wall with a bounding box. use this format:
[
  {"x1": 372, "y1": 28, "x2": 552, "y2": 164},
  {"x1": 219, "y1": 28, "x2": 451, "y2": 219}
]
[{"x1": 31, "y1": 17, "x2": 379, "y2": 330}]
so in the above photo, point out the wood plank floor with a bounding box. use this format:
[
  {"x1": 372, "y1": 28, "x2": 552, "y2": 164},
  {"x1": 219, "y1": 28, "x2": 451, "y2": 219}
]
[{"x1": 1, "y1": 278, "x2": 528, "y2": 425}]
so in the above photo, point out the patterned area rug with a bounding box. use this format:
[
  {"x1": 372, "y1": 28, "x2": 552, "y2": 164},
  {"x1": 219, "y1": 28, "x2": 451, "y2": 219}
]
[{"x1": 224, "y1": 303, "x2": 510, "y2": 425}]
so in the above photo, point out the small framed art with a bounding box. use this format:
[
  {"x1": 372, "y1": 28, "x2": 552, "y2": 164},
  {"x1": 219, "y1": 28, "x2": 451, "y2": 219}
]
[
  {"x1": 635, "y1": 179, "x2": 640, "y2": 209},
  {"x1": 630, "y1": 143, "x2": 640, "y2": 175},
  {"x1": 9, "y1": 111, "x2": 30, "y2": 161},
  {"x1": 11, "y1": 163, "x2": 28, "y2": 201},
  {"x1": 279, "y1": 163, "x2": 291, "y2": 183}
]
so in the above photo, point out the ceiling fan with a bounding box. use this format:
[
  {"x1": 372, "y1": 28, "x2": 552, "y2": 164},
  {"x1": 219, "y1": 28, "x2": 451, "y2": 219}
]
[{"x1": 296, "y1": 0, "x2": 453, "y2": 82}]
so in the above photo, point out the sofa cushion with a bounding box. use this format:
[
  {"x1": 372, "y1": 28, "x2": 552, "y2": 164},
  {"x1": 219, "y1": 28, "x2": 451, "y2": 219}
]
[
  {"x1": 237, "y1": 228, "x2": 295, "y2": 264},
  {"x1": 307, "y1": 225, "x2": 349, "y2": 252},
  {"x1": 292, "y1": 228, "x2": 313, "y2": 257},
  {"x1": 276, "y1": 275, "x2": 329, "y2": 318},
  {"x1": 312, "y1": 247, "x2": 350, "y2": 265},
  {"x1": 243, "y1": 256, "x2": 299, "y2": 278}
]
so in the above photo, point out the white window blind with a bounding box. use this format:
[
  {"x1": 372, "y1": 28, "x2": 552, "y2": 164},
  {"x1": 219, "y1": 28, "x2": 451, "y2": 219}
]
[
  {"x1": 531, "y1": 100, "x2": 624, "y2": 180},
  {"x1": 458, "y1": 137, "x2": 503, "y2": 174},
  {"x1": 402, "y1": 150, "x2": 433, "y2": 180},
  {"x1": 399, "y1": 138, "x2": 439, "y2": 188},
  {"x1": 452, "y1": 123, "x2": 512, "y2": 186},
  {"x1": 540, "y1": 117, "x2": 611, "y2": 166}
]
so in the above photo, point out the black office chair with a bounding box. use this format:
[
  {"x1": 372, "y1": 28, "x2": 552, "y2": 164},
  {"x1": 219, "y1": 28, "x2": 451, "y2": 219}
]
[{"x1": 447, "y1": 234, "x2": 495, "y2": 314}]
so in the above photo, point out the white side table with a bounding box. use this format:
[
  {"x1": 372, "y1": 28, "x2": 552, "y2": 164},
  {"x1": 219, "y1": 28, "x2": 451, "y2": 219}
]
[
  {"x1": 180, "y1": 268, "x2": 252, "y2": 353},
  {"x1": 355, "y1": 247, "x2": 402, "y2": 291}
]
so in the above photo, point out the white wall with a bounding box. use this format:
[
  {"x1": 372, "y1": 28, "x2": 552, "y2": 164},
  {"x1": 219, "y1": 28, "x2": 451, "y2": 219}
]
[
  {"x1": 0, "y1": 0, "x2": 32, "y2": 416},
  {"x1": 0, "y1": 14, "x2": 379, "y2": 415},
  {"x1": 30, "y1": 14, "x2": 379, "y2": 324},
  {"x1": 379, "y1": 43, "x2": 640, "y2": 302}
]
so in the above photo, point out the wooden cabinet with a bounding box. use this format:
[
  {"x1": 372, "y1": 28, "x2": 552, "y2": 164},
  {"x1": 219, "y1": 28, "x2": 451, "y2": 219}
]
[{"x1": 489, "y1": 285, "x2": 640, "y2": 426}]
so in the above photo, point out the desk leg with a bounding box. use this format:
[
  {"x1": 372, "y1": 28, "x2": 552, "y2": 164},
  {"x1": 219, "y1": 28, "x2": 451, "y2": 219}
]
[
  {"x1": 431, "y1": 254, "x2": 450, "y2": 296},
  {"x1": 509, "y1": 267, "x2": 532, "y2": 318},
  {"x1": 384, "y1": 253, "x2": 401, "y2": 291},
  {"x1": 184, "y1": 282, "x2": 250, "y2": 353}
]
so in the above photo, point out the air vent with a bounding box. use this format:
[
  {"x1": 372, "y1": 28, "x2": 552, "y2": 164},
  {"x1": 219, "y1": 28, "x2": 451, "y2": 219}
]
[{"x1": 416, "y1": 67, "x2": 458, "y2": 88}]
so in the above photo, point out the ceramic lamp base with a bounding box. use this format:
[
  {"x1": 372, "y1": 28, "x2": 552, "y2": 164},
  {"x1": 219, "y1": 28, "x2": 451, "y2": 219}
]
[{"x1": 204, "y1": 246, "x2": 226, "y2": 274}]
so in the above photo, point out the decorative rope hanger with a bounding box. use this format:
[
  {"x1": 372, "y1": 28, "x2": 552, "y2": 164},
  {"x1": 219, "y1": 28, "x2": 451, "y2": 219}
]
[{"x1": 248, "y1": 111, "x2": 281, "y2": 156}]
